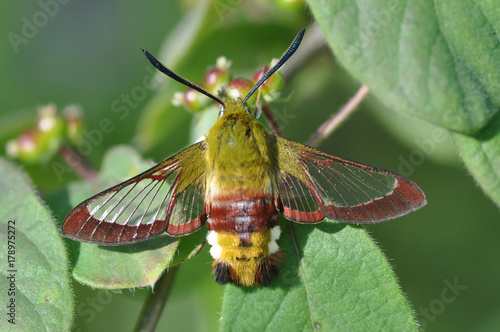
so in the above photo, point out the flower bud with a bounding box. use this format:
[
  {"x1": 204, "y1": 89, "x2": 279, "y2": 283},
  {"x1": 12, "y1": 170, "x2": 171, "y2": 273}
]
[
  {"x1": 253, "y1": 63, "x2": 284, "y2": 101},
  {"x1": 35, "y1": 104, "x2": 65, "y2": 157},
  {"x1": 183, "y1": 87, "x2": 210, "y2": 112},
  {"x1": 227, "y1": 78, "x2": 256, "y2": 105},
  {"x1": 204, "y1": 57, "x2": 231, "y2": 96},
  {"x1": 6, "y1": 130, "x2": 43, "y2": 163},
  {"x1": 63, "y1": 105, "x2": 84, "y2": 144}
]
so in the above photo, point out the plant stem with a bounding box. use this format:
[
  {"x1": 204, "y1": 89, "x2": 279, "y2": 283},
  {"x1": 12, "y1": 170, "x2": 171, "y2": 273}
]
[
  {"x1": 306, "y1": 84, "x2": 370, "y2": 148},
  {"x1": 133, "y1": 265, "x2": 179, "y2": 332},
  {"x1": 262, "y1": 104, "x2": 283, "y2": 136},
  {"x1": 58, "y1": 146, "x2": 97, "y2": 182}
]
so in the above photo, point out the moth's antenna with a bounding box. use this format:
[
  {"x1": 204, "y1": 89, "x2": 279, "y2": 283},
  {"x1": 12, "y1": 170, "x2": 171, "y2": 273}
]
[
  {"x1": 142, "y1": 49, "x2": 225, "y2": 107},
  {"x1": 242, "y1": 28, "x2": 305, "y2": 104}
]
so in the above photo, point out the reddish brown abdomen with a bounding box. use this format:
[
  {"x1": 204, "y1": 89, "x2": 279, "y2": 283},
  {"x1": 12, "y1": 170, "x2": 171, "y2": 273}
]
[{"x1": 206, "y1": 192, "x2": 281, "y2": 286}]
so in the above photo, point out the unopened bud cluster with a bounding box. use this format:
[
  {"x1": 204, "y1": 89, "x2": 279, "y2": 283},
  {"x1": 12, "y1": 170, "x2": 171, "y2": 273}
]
[
  {"x1": 7, "y1": 104, "x2": 84, "y2": 163},
  {"x1": 172, "y1": 57, "x2": 285, "y2": 112}
]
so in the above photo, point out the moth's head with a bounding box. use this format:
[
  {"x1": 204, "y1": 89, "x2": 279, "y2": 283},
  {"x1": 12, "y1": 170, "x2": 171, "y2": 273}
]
[
  {"x1": 217, "y1": 99, "x2": 250, "y2": 119},
  {"x1": 142, "y1": 28, "x2": 305, "y2": 119}
]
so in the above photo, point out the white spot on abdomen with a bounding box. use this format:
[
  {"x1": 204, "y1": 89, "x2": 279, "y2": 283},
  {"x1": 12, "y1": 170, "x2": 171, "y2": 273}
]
[
  {"x1": 207, "y1": 230, "x2": 218, "y2": 245},
  {"x1": 207, "y1": 230, "x2": 222, "y2": 259},
  {"x1": 268, "y1": 240, "x2": 279, "y2": 254},
  {"x1": 269, "y1": 225, "x2": 281, "y2": 254},
  {"x1": 271, "y1": 225, "x2": 281, "y2": 240},
  {"x1": 210, "y1": 245, "x2": 222, "y2": 260}
]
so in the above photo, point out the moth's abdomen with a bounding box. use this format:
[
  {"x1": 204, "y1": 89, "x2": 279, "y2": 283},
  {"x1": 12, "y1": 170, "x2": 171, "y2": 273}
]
[{"x1": 207, "y1": 194, "x2": 281, "y2": 286}]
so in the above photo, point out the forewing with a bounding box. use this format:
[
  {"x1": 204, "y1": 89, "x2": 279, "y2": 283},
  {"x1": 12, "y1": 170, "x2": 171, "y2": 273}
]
[
  {"x1": 62, "y1": 141, "x2": 207, "y2": 244},
  {"x1": 276, "y1": 137, "x2": 426, "y2": 224}
]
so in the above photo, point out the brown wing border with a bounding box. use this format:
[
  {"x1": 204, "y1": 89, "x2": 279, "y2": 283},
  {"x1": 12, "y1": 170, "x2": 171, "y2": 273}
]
[
  {"x1": 61, "y1": 141, "x2": 207, "y2": 244},
  {"x1": 276, "y1": 137, "x2": 426, "y2": 224}
]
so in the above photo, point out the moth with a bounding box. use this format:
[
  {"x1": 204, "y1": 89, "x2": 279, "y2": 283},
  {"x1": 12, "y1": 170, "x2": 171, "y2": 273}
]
[{"x1": 62, "y1": 28, "x2": 426, "y2": 287}]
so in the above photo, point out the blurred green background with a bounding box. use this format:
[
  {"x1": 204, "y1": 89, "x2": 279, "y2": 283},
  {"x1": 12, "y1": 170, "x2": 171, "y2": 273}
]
[{"x1": 1, "y1": 1, "x2": 499, "y2": 331}]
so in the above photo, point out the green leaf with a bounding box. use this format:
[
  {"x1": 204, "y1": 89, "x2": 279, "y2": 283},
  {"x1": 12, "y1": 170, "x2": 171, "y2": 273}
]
[
  {"x1": 0, "y1": 158, "x2": 73, "y2": 331},
  {"x1": 453, "y1": 111, "x2": 500, "y2": 206},
  {"x1": 221, "y1": 221, "x2": 417, "y2": 331},
  {"x1": 306, "y1": 0, "x2": 500, "y2": 134},
  {"x1": 60, "y1": 146, "x2": 205, "y2": 289}
]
